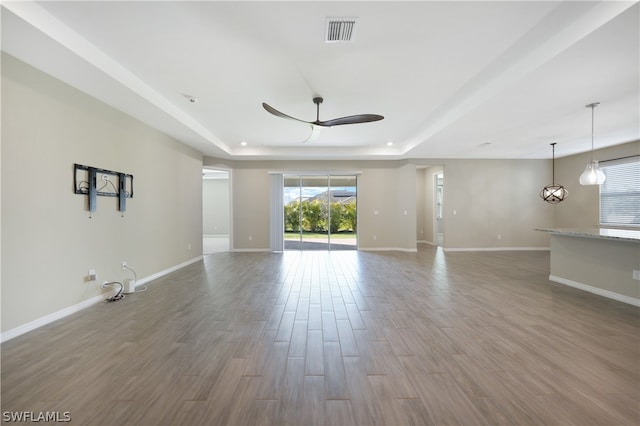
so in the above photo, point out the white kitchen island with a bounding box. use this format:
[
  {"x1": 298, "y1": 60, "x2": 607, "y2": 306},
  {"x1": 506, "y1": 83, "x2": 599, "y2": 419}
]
[{"x1": 537, "y1": 228, "x2": 640, "y2": 306}]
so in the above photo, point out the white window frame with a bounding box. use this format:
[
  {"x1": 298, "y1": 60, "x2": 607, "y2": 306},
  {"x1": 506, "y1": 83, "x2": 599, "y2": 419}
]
[{"x1": 599, "y1": 156, "x2": 640, "y2": 227}]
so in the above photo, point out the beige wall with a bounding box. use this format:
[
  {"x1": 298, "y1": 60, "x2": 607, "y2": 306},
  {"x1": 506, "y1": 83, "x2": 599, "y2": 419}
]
[
  {"x1": 395, "y1": 163, "x2": 418, "y2": 249},
  {"x1": 207, "y1": 143, "x2": 639, "y2": 252},
  {"x1": 415, "y1": 159, "x2": 554, "y2": 249},
  {"x1": 416, "y1": 168, "x2": 427, "y2": 242},
  {"x1": 0, "y1": 54, "x2": 640, "y2": 332},
  {"x1": 3, "y1": 49, "x2": 636, "y2": 337},
  {"x1": 203, "y1": 158, "x2": 420, "y2": 251},
  {"x1": 1, "y1": 54, "x2": 203, "y2": 333},
  {"x1": 232, "y1": 168, "x2": 270, "y2": 250},
  {"x1": 555, "y1": 140, "x2": 640, "y2": 228},
  {"x1": 550, "y1": 234, "x2": 640, "y2": 302},
  {"x1": 203, "y1": 178, "x2": 230, "y2": 235},
  {"x1": 358, "y1": 164, "x2": 416, "y2": 250},
  {"x1": 206, "y1": 157, "x2": 555, "y2": 251}
]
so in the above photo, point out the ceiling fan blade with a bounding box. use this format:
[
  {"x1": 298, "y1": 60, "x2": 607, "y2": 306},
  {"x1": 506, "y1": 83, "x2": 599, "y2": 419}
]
[
  {"x1": 262, "y1": 103, "x2": 311, "y2": 125},
  {"x1": 316, "y1": 114, "x2": 384, "y2": 127},
  {"x1": 263, "y1": 98, "x2": 384, "y2": 139}
]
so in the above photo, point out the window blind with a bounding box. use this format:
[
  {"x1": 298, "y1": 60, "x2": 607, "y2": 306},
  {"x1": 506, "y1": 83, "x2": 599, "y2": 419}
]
[{"x1": 600, "y1": 159, "x2": 640, "y2": 226}]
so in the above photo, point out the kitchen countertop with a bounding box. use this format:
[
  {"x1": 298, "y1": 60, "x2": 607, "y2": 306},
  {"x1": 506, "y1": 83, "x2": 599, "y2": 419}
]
[{"x1": 535, "y1": 227, "x2": 640, "y2": 243}]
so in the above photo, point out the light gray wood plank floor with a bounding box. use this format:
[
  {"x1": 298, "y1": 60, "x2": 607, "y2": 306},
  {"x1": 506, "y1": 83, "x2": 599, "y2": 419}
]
[{"x1": 2, "y1": 247, "x2": 639, "y2": 425}]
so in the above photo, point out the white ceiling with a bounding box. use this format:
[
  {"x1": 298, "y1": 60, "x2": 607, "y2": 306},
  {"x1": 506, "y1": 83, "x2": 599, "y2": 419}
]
[{"x1": 2, "y1": 1, "x2": 638, "y2": 160}]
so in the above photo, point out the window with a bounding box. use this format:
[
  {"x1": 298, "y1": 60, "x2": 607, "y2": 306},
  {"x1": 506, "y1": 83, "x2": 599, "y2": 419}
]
[{"x1": 600, "y1": 158, "x2": 640, "y2": 226}]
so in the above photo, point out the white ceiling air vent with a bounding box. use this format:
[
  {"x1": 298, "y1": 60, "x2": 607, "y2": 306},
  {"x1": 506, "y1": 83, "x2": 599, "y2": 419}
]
[{"x1": 325, "y1": 18, "x2": 357, "y2": 43}]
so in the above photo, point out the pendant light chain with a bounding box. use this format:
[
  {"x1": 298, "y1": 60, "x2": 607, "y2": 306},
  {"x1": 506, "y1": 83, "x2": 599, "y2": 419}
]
[{"x1": 551, "y1": 142, "x2": 556, "y2": 184}]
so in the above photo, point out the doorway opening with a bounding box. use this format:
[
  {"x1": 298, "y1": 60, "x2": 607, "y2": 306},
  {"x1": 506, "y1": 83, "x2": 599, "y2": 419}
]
[
  {"x1": 283, "y1": 174, "x2": 357, "y2": 251},
  {"x1": 202, "y1": 168, "x2": 230, "y2": 254}
]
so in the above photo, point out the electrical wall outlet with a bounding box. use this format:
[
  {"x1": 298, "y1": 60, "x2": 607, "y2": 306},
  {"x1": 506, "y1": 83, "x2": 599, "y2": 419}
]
[
  {"x1": 88, "y1": 269, "x2": 96, "y2": 281},
  {"x1": 633, "y1": 270, "x2": 640, "y2": 281},
  {"x1": 122, "y1": 261, "x2": 127, "y2": 270}
]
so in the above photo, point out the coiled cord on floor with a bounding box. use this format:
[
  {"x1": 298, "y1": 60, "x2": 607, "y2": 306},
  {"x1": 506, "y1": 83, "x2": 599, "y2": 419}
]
[{"x1": 102, "y1": 281, "x2": 125, "y2": 302}]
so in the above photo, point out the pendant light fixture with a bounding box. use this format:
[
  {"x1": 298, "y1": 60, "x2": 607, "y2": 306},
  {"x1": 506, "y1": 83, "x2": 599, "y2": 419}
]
[
  {"x1": 540, "y1": 142, "x2": 568, "y2": 204},
  {"x1": 579, "y1": 102, "x2": 606, "y2": 185}
]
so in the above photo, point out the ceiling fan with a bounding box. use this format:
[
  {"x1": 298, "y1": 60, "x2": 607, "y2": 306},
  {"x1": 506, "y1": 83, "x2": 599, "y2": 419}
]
[{"x1": 262, "y1": 97, "x2": 384, "y2": 129}]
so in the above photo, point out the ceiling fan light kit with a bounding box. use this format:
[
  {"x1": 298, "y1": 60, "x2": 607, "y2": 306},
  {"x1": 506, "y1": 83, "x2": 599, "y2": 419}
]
[
  {"x1": 579, "y1": 102, "x2": 606, "y2": 185},
  {"x1": 305, "y1": 124, "x2": 322, "y2": 143}
]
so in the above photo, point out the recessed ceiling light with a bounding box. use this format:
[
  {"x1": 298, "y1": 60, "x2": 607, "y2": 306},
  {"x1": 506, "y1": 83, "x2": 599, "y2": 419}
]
[
  {"x1": 240, "y1": 141, "x2": 247, "y2": 146},
  {"x1": 386, "y1": 141, "x2": 394, "y2": 146}
]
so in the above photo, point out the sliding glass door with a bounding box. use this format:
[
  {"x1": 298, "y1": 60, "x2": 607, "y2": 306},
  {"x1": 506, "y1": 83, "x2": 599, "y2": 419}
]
[
  {"x1": 283, "y1": 174, "x2": 357, "y2": 251},
  {"x1": 328, "y1": 175, "x2": 357, "y2": 250}
]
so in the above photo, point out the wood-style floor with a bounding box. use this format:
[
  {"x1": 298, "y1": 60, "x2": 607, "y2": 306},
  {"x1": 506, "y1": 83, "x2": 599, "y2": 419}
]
[{"x1": 2, "y1": 247, "x2": 639, "y2": 425}]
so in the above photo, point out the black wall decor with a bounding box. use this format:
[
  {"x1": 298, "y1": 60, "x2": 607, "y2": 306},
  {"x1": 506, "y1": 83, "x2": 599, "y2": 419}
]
[{"x1": 74, "y1": 163, "x2": 134, "y2": 214}]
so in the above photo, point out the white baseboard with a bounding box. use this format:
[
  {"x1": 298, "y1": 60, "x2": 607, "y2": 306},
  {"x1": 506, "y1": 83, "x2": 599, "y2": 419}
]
[
  {"x1": 417, "y1": 240, "x2": 436, "y2": 246},
  {"x1": 232, "y1": 248, "x2": 271, "y2": 253},
  {"x1": 1, "y1": 256, "x2": 203, "y2": 343},
  {"x1": 359, "y1": 247, "x2": 418, "y2": 253},
  {"x1": 444, "y1": 247, "x2": 550, "y2": 252},
  {"x1": 136, "y1": 256, "x2": 203, "y2": 286},
  {"x1": 203, "y1": 234, "x2": 229, "y2": 238},
  {"x1": 549, "y1": 275, "x2": 640, "y2": 307},
  {"x1": 0, "y1": 289, "x2": 113, "y2": 343}
]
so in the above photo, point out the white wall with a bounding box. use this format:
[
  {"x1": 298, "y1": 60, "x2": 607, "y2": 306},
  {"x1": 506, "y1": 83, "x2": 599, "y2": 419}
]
[{"x1": 1, "y1": 53, "x2": 203, "y2": 334}]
